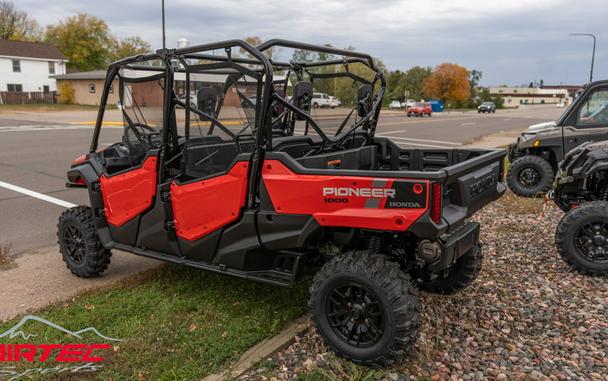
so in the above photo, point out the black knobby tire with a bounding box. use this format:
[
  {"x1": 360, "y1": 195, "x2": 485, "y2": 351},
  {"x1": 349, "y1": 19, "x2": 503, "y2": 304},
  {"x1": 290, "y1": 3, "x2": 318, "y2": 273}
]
[
  {"x1": 309, "y1": 251, "x2": 421, "y2": 367},
  {"x1": 57, "y1": 206, "x2": 111, "y2": 278},
  {"x1": 556, "y1": 202, "x2": 608, "y2": 275},
  {"x1": 507, "y1": 155, "x2": 554, "y2": 197},
  {"x1": 419, "y1": 246, "x2": 482, "y2": 294}
]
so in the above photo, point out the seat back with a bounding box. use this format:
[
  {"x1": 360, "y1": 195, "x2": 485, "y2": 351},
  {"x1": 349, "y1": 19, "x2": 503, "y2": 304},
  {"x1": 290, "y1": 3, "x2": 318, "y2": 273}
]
[{"x1": 292, "y1": 81, "x2": 313, "y2": 120}]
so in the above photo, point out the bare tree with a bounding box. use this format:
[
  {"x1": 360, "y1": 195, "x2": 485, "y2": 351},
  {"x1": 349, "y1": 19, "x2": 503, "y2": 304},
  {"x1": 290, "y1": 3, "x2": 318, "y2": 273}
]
[{"x1": 0, "y1": 1, "x2": 41, "y2": 41}]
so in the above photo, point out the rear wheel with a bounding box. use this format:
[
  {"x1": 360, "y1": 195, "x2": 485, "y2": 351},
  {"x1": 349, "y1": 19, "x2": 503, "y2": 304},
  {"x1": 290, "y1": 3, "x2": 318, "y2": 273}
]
[
  {"x1": 57, "y1": 206, "x2": 111, "y2": 278},
  {"x1": 556, "y1": 202, "x2": 608, "y2": 275},
  {"x1": 309, "y1": 251, "x2": 420, "y2": 367},
  {"x1": 507, "y1": 155, "x2": 554, "y2": 197},
  {"x1": 419, "y1": 246, "x2": 482, "y2": 294}
]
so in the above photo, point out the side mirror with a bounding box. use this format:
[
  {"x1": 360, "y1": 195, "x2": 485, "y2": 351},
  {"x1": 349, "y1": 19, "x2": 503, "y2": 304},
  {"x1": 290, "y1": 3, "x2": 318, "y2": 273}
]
[
  {"x1": 196, "y1": 87, "x2": 219, "y2": 117},
  {"x1": 357, "y1": 84, "x2": 373, "y2": 117}
]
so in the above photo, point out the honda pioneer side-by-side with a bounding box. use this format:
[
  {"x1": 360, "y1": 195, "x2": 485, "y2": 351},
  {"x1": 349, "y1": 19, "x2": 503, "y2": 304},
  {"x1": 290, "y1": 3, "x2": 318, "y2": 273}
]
[
  {"x1": 507, "y1": 80, "x2": 608, "y2": 197},
  {"x1": 57, "y1": 39, "x2": 506, "y2": 365}
]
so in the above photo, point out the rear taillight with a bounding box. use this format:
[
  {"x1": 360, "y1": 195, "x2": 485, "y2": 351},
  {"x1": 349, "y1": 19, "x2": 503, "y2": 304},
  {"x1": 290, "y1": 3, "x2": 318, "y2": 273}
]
[{"x1": 431, "y1": 182, "x2": 442, "y2": 224}]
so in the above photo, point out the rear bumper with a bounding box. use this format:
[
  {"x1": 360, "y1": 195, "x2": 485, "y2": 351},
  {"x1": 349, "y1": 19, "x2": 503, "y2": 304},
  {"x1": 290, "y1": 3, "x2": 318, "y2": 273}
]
[{"x1": 429, "y1": 221, "x2": 480, "y2": 272}]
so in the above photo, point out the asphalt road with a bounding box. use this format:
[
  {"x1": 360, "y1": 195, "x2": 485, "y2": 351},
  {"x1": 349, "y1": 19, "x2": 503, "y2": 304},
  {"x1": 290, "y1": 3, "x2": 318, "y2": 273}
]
[{"x1": 0, "y1": 105, "x2": 563, "y2": 256}]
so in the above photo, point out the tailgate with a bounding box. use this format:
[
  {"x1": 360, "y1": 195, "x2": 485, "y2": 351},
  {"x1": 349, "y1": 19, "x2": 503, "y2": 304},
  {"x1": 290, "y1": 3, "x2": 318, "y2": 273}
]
[{"x1": 444, "y1": 149, "x2": 506, "y2": 216}]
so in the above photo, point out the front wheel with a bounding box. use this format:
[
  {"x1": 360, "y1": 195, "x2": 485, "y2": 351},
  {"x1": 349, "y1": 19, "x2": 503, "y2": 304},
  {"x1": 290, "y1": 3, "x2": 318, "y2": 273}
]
[
  {"x1": 507, "y1": 155, "x2": 554, "y2": 197},
  {"x1": 57, "y1": 206, "x2": 111, "y2": 278},
  {"x1": 309, "y1": 251, "x2": 421, "y2": 367},
  {"x1": 419, "y1": 246, "x2": 482, "y2": 294},
  {"x1": 556, "y1": 202, "x2": 608, "y2": 275}
]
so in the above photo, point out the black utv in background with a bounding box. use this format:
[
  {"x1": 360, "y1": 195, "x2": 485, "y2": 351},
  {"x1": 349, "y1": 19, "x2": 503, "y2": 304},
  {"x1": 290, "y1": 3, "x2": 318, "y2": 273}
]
[
  {"x1": 553, "y1": 140, "x2": 608, "y2": 275},
  {"x1": 507, "y1": 80, "x2": 608, "y2": 197}
]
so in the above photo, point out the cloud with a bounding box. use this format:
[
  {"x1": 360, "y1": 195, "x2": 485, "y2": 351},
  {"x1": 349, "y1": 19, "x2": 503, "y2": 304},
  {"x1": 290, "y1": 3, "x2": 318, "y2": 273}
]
[{"x1": 16, "y1": 0, "x2": 608, "y2": 85}]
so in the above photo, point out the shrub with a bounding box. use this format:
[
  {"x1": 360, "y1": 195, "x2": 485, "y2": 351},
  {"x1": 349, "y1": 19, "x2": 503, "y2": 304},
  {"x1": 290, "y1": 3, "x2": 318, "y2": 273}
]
[{"x1": 57, "y1": 82, "x2": 76, "y2": 104}]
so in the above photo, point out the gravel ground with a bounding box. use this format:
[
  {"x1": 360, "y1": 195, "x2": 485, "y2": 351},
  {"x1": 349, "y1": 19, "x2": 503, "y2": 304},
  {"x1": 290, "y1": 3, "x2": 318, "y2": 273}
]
[{"x1": 240, "y1": 193, "x2": 608, "y2": 381}]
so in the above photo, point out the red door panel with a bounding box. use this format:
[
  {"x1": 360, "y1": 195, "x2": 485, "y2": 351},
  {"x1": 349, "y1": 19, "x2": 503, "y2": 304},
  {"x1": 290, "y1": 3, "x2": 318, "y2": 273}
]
[
  {"x1": 99, "y1": 156, "x2": 158, "y2": 227},
  {"x1": 262, "y1": 160, "x2": 428, "y2": 231},
  {"x1": 170, "y1": 162, "x2": 249, "y2": 241}
]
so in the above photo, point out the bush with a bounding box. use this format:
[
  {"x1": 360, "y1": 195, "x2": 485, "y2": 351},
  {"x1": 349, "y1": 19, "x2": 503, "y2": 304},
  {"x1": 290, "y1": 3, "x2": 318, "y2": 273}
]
[{"x1": 57, "y1": 82, "x2": 76, "y2": 104}]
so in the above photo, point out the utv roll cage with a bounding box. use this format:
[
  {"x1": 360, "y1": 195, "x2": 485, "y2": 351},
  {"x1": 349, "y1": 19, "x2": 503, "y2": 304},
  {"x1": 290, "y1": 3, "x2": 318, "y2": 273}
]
[
  {"x1": 87, "y1": 39, "x2": 386, "y2": 216},
  {"x1": 89, "y1": 38, "x2": 386, "y2": 157}
]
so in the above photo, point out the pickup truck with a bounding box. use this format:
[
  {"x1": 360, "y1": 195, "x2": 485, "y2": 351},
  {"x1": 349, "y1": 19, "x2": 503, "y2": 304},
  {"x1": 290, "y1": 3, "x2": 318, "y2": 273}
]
[
  {"x1": 407, "y1": 101, "x2": 433, "y2": 117},
  {"x1": 58, "y1": 38, "x2": 506, "y2": 367}
]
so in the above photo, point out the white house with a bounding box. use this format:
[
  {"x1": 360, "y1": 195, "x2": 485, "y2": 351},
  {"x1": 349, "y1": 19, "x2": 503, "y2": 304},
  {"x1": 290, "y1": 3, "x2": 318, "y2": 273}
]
[{"x1": 0, "y1": 39, "x2": 68, "y2": 93}]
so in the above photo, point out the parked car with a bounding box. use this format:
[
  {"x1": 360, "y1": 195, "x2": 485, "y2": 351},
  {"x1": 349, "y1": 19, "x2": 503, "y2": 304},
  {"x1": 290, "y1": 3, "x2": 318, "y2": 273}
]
[
  {"x1": 478, "y1": 101, "x2": 496, "y2": 113},
  {"x1": 389, "y1": 100, "x2": 402, "y2": 109},
  {"x1": 407, "y1": 102, "x2": 432, "y2": 117},
  {"x1": 59, "y1": 38, "x2": 506, "y2": 367},
  {"x1": 328, "y1": 95, "x2": 341, "y2": 108},
  {"x1": 404, "y1": 99, "x2": 416, "y2": 108},
  {"x1": 311, "y1": 92, "x2": 332, "y2": 108},
  {"x1": 507, "y1": 80, "x2": 608, "y2": 197}
]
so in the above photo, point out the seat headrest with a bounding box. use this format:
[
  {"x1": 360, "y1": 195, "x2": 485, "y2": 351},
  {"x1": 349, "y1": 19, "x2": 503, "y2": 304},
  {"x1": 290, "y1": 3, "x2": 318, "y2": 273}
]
[
  {"x1": 196, "y1": 87, "x2": 219, "y2": 115},
  {"x1": 357, "y1": 84, "x2": 373, "y2": 117},
  {"x1": 292, "y1": 81, "x2": 313, "y2": 120}
]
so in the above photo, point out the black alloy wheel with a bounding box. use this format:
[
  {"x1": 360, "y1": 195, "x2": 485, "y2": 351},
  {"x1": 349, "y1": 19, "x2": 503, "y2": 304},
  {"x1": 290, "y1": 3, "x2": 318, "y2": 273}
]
[
  {"x1": 62, "y1": 222, "x2": 85, "y2": 264},
  {"x1": 518, "y1": 167, "x2": 541, "y2": 188},
  {"x1": 574, "y1": 220, "x2": 608, "y2": 262},
  {"x1": 326, "y1": 282, "x2": 384, "y2": 348}
]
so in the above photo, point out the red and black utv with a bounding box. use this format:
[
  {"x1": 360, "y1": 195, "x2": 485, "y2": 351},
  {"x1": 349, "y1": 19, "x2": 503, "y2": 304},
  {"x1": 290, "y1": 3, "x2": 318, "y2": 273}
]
[{"x1": 58, "y1": 39, "x2": 506, "y2": 366}]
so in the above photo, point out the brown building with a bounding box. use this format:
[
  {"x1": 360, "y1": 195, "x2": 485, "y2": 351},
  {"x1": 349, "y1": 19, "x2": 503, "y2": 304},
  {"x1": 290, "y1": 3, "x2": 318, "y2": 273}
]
[{"x1": 53, "y1": 70, "x2": 119, "y2": 106}]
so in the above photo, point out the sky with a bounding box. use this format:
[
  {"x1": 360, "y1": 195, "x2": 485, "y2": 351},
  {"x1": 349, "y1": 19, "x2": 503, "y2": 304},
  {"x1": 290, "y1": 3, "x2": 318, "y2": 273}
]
[{"x1": 17, "y1": 0, "x2": 607, "y2": 86}]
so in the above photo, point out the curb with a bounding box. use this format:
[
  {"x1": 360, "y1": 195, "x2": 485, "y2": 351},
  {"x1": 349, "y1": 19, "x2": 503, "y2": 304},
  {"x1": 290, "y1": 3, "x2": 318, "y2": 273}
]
[{"x1": 202, "y1": 314, "x2": 310, "y2": 381}]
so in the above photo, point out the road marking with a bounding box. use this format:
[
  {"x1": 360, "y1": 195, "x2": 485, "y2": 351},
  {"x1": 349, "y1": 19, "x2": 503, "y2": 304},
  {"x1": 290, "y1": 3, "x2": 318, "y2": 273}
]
[
  {"x1": 0, "y1": 181, "x2": 76, "y2": 208},
  {"x1": 393, "y1": 141, "x2": 455, "y2": 148},
  {"x1": 375, "y1": 133, "x2": 461, "y2": 145},
  {"x1": 503, "y1": 118, "x2": 512, "y2": 121},
  {"x1": 0, "y1": 125, "x2": 122, "y2": 132},
  {"x1": 461, "y1": 122, "x2": 476, "y2": 126}
]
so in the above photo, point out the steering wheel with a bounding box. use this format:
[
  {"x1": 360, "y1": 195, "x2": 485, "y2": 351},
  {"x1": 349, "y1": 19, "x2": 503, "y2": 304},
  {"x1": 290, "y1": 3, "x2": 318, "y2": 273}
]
[{"x1": 122, "y1": 123, "x2": 160, "y2": 154}]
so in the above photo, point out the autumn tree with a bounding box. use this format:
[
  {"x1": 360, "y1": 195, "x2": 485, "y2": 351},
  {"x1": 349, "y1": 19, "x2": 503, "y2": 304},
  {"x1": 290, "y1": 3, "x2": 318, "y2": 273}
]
[
  {"x1": 45, "y1": 13, "x2": 114, "y2": 71},
  {"x1": 0, "y1": 1, "x2": 41, "y2": 41},
  {"x1": 423, "y1": 63, "x2": 470, "y2": 105},
  {"x1": 110, "y1": 35, "x2": 151, "y2": 61}
]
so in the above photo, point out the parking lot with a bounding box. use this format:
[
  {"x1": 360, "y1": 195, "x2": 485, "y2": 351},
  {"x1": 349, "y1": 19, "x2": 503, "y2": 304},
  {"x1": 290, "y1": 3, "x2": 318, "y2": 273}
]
[{"x1": 0, "y1": 105, "x2": 563, "y2": 256}]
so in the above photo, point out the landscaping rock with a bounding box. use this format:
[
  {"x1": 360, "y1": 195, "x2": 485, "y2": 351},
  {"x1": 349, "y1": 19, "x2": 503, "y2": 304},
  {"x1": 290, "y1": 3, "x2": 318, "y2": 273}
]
[{"x1": 240, "y1": 194, "x2": 608, "y2": 380}]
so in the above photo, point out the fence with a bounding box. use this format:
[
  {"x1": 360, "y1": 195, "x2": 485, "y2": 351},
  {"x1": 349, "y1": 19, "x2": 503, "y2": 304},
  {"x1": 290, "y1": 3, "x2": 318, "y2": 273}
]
[{"x1": 0, "y1": 91, "x2": 57, "y2": 105}]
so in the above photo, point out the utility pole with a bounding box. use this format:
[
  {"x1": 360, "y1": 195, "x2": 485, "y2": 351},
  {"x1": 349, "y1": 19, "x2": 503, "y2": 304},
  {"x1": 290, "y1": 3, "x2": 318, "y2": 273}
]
[
  {"x1": 162, "y1": 0, "x2": 166, "y2": 49},
  {"x1": 570, "y1": 33, "x2": 596, "y2": 83}
]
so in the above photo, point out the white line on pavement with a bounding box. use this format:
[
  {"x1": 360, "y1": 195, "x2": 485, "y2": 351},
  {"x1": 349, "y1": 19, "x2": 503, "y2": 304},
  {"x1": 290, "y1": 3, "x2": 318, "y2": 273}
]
[
  {"x1": 375, "y1": 133, "x2": 462, "y2": 145},
  {"x1": 390, "y1": 139, "x2": 455, "y2": 148},
  {"x1": 0, "y1": 125, "x2": 122, "y2": 132},
  {"x1": 0, "y1": 181, "x2": 76, "y2": 208},
  {"x1": 461, "y1": 122, "x2": 476, "y2": 126}
]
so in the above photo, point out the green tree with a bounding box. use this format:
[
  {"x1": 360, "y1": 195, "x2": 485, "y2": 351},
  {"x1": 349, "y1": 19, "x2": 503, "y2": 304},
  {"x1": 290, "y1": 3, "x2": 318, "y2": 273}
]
[
  {"x1": 45, "y1": 13, "x2": 114, "y2": 71},
  {"x1": 402, "y1": 66, "x2": 432, "y2": 101},
  {"x1": 467, "y1": 69, "x2": 483, "y2": 107},
  {"x1": 110, "y1": 35, "x2": 151, "y2": 61},
  {"x1": 0, "y1": 1, "x2": 41, "y2": 40}
]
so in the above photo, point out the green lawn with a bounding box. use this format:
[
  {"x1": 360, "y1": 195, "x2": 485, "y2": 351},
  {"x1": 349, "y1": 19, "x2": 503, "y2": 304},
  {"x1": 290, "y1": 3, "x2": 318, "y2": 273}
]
[{"x1": 0, "y1": 265, "x2": 309, "y2": 380}]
